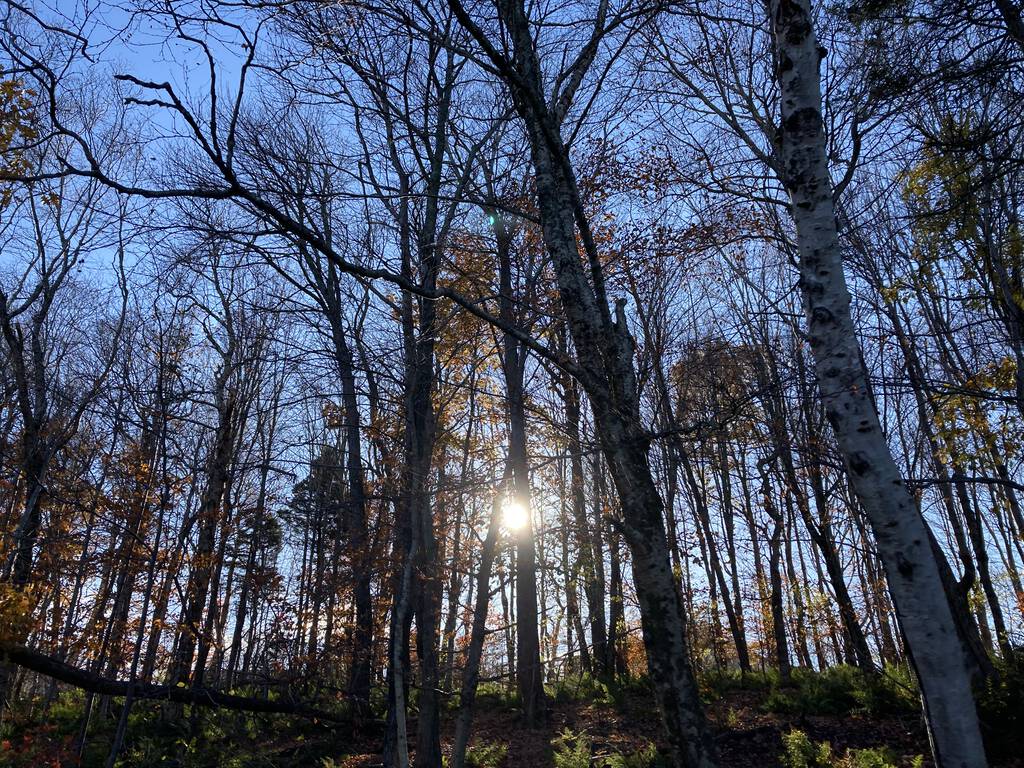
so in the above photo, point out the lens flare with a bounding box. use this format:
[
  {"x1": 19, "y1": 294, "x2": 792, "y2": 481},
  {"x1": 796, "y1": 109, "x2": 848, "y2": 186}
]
[{"x1": 502, "y1": 499, "x2": 529, "y2": 530}]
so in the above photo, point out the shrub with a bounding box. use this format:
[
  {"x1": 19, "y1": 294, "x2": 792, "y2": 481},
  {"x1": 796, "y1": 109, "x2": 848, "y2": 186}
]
[
  {"x1": 546, "y1": 673, "x2": 655, "y2": 715},
  {"x1": 547, "y1": 674, "x2": 613, "y2": 705},
  {"x1": 700, "y1": 668, "x2": 778, "y2": 700},
  {"x1": 764, "y1": 666, "x2": 917, "y2": 717},
  {"x1": 474, "y1": 682, "x2": 520, "y2": 712},
  {"x1": 781, "y1": 728, "x2": 835, "y2": 768},
  {"x1": 852, "y1": 664, "x2": 918, "y2": 716}
]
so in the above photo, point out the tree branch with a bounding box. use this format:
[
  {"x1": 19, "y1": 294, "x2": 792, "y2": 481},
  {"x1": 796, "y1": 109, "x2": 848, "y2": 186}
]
[{"x1": 1, "y1": 643, "x2": 354, "y2": 724}]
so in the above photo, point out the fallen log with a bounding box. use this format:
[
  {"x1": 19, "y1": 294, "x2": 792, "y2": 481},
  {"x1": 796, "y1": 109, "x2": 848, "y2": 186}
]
[{"x1": 1, "y1": 643, "x2": 349, "y2": 723}]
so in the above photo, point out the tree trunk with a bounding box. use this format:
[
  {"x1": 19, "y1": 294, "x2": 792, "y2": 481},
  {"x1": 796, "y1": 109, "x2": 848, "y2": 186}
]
[
  {"x1": 758, "y1": 454, "x2": 792, "y2": 683},
  {"x1": 680, "y1": 449, "x2": 750, "y2": 672},
  {"x1": 495, "y1": 213, "x2": 547, "y2": 725},
  {"x1": 451, "y1": 489, "x2": 504, "y2": 768},
  {"x1": 170, "y1": 388, "x2": 236, "y2": 689},
  {"x1": 334, "y1": 321, "x2": 374, "y2": 708},
  {"x1": 447, "y1": 2, "x2": 718, "y2": 762},
  {"x1": 767, "y1": 2, "x2": 987, "y2": 763},
  {"x1": 607, "y1": 512, "x2": 627, "y2": 677},
  {"x1": 562, "y1": 352, "x2": 606, "y2": 674}
]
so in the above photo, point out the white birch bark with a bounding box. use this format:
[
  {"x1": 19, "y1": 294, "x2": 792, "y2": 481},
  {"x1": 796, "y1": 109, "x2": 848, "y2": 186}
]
[{"x1": 767, "y1": 2, "x2": 987, "y2": 765}]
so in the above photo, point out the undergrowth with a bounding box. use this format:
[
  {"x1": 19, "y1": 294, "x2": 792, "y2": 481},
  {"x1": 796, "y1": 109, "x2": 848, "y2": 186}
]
[
  {"x1": 551, "y1": 729, "x2": 667, "y2": 768},
  {"x1": 701, "y1": 664, "x2": 919, "y2": 717},
  {"x1": 976, "y1": 648, "x2": 1024, "y2": 760},
  {"x1": 546, "y1": 673, "x2": 654, "y2": 715},
  {"x1": 5, "y1": 658, "x2": 1021, "y2": 767},
  {"x1": 780, "y1": 729, "x2": 923, "y2": 768},
  {"x1": 0, "y1": 692, "x2": 347, "y2": 768},
  {"x1": 464, "y1": 739, "x2": 509, "y2": 768}
]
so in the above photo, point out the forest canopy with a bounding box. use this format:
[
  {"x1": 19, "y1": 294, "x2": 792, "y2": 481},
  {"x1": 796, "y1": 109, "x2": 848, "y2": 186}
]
[{"x1": 0, "y1": 1, "x2": 1022, "y2": 767}]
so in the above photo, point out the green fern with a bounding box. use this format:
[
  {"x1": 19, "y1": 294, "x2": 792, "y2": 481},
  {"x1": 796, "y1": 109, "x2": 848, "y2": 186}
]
[{"x1": 552, "y1": 728, "x2": 591, "y2": 768}]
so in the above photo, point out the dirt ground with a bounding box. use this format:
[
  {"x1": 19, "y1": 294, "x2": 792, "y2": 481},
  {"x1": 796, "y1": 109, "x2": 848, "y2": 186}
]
[{"x1": 327, "y1": 684, "x2": 1021, "y2": 768}]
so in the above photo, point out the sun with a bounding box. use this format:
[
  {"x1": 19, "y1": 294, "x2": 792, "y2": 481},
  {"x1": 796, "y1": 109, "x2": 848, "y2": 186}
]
[{"x1": 502, "y1": 499, "x2": 529, "y2": 530}]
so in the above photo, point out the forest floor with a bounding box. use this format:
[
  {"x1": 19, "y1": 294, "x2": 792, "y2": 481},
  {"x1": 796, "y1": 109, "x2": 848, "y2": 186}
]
[
  {"x1": 325, "y1": 669, "x2": 1023, "y2": 768},
  {"x1": 4, "y1": 665, "x2": 1022, "y2": 767},
  {"x1": 456, "y1": 689, "x2": 925, "y2": 768}
]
